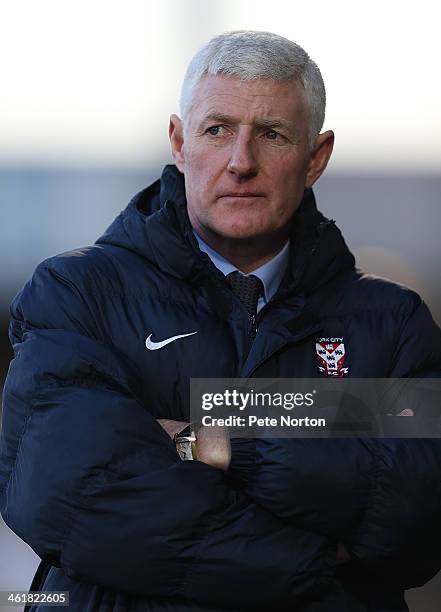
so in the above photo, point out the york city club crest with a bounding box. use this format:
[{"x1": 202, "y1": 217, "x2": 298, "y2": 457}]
[{"x1": 315, "y1": 337, "x2": 349, "y2": 377}]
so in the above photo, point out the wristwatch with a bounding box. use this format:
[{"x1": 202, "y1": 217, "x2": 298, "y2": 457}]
[{"x1": 174, "y1": 425, "x2": 197, "y2": 461}]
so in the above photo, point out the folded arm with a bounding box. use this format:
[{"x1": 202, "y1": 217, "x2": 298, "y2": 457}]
[
  {"x1": 0, "y1": 263, "x2": 337, "y2": 608},
  {"x1": 228, "y1": 297, "x2": 441, "y2": 589}
]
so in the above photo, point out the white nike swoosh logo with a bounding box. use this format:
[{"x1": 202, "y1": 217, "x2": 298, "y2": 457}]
[{"x1": 145, "y1": 331, "x2": 198, "y2": 350}]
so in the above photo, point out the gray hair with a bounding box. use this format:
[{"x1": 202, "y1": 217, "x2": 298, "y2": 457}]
[{"x1": 179, "y1": 30, "x2": 326, "y2": 149}]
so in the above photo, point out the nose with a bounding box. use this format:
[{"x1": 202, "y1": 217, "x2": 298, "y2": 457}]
[{"x1": 227, "y1": 130, "x2": 258, "y2": 180}]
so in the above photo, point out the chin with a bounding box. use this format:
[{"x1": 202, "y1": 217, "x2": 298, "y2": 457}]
[
  {"x1": 217, "y1": 224, "x2": 272, "y2": 241},
  {"x1": 212, "y1": 214, "x2": 268, "y2": 237}
]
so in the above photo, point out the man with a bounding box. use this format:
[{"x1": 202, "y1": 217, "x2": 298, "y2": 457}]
[{"x1": 1, "y1": 30, "x2": 441, "y2": 612}]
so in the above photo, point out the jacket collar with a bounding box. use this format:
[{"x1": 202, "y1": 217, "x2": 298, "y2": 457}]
[{"x1": 96, "y1": 164, "x2": 355, "y2": 295}]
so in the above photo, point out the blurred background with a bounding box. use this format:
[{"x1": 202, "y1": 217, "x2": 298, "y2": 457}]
[{"x1": 0, "y1": 1, "x2": 440, "y2": 610}]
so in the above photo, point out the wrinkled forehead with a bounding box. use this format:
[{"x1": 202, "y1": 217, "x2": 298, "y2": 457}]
[{"x1": 186, "y1": 74, "x2": 309, "y2": 128}]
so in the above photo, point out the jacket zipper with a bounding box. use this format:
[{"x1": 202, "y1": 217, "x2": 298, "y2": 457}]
[
  {"x1": 249, "y1": 314, "x2": 257, "y2": 339},
  {"x1": 242, "y1": 313, "x2": 258, "y2": 359},
  {"x1": 243, "y1": 323, "x2": 321, "y2": 379}
]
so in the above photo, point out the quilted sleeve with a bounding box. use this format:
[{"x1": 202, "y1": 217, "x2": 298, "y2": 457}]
[
  {"x1": 348, "y1": 437, "x2": 441, "y2": 588},
  {"x1": 349, "y1": 297, "x2": 441, "y2": 588},
  {"x1": 0, "y1": 261, "x2": 337, "y2": 609}
]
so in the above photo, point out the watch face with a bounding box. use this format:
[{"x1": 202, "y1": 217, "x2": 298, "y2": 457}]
[
  {"x1": 175, "y1": 438, "x2": 196, "y2": 461},
  {"x1": 174, "y1": 428, "x2": 196, "y2": 461}
]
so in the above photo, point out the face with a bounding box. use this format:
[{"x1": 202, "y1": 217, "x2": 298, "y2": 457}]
[{"x1": 169, "y1": 75, "x2": 333, "y2": 251}]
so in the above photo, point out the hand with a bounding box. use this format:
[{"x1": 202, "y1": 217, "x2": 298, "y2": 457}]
[
  {"x1": 156, "y1": 419, "x2": 231, "y2": 471},
  {"x1": 157, "y1": 419, "x2": 189, "y2": 438},
  {"x1": 195, "y1": 424, "x2": 231, "y2": 472},
  {"x1": 386, "y1": 409, "x2": 414, "y2": 417}
]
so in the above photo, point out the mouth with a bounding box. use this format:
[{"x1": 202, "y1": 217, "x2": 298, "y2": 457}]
[{"x1": 217, "y1": 192, "x2": 265, "y2": 199}]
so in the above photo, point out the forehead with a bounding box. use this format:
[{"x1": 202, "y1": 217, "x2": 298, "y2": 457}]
[{"x1": 188, "y1": 75, "x2": 308, "y2": 126}]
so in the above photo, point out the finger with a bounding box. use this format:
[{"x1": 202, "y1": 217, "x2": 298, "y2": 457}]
[{"x1": 157, "y1": 419, "x2": 190, "y2": 438}]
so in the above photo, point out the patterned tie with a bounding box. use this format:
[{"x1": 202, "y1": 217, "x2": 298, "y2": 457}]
[{"x1": 227, "y1": 271, "x2": 264, "y2": 317}]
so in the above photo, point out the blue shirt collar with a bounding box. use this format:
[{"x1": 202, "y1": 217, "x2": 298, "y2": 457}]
[{"x1": 193, "y1": 231, "x2": 290, "y2": 307}]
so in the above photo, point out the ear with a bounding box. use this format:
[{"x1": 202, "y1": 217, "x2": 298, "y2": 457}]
[
  {"x1": 305, "y1": 130, "x2": 334, "y2": 188},
  {"x1": 169, "y1": 114, "x2": 185, "y2": 172}
]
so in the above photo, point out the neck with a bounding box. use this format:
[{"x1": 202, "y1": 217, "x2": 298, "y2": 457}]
[{"x1": 194, "y1": 227, "x2": 289, "y2": 273}]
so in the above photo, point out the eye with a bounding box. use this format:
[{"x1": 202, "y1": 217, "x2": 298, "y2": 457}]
[
  {"x1": 206, "y1": 125, "x2": 225, "y2": 136},
  {"x1": 264, "y1": 130, "x2": 281, "y2": 140}
]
